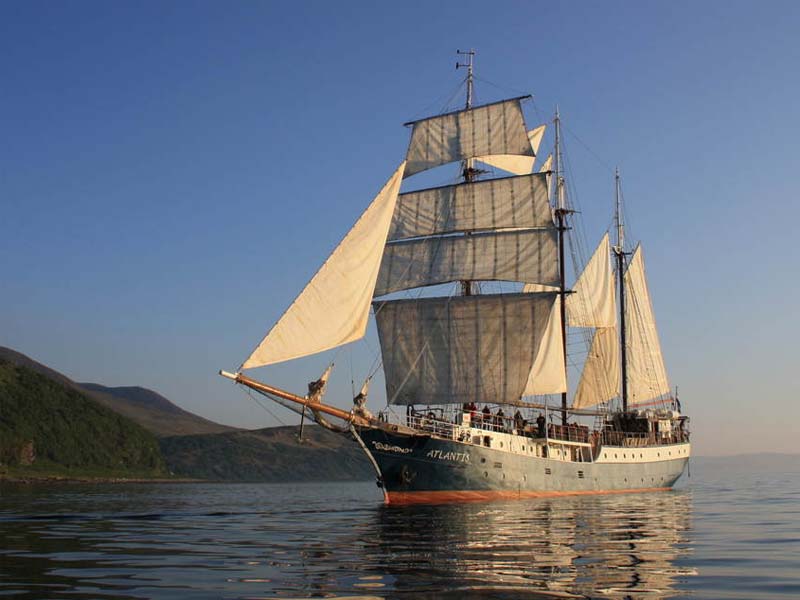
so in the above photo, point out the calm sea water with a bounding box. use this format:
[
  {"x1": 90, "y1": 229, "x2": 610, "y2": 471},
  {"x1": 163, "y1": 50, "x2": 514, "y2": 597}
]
[{"x1": 1, "y1": 459, "x2": 799, "y2": 599}]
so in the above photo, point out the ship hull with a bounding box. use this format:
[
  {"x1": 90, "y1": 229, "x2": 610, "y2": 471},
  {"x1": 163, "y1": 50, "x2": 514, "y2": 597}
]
[{"x1": 356, "y1": 427, "x2": 689, "y2": 504}]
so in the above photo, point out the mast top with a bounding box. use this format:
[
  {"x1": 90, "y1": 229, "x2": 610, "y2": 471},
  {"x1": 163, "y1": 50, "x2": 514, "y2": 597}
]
[
  {"x1": 456, "y1": 49, "x2": 475, "y2": 110},
  {"x1": 614, "y1": 167, "x2": 625, "y2": 254}
]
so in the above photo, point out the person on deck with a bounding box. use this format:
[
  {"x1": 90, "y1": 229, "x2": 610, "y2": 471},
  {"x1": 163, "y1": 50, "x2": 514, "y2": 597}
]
[
  {"x1": 536, "y1": 413, "x2": 546, "y2": 438},
  {"x1": 514, "y1": 410, "x2": 525, "y2": 433},
  {"x1": 496, "y1": 407, "x2": 505, "y2": 432},
  {"x1": 482, "y1": 405, "x2": 491, "y2": 429}
]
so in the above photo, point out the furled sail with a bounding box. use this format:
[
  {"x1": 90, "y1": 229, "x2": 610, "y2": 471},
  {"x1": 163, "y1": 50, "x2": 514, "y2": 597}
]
[
  {"x1": 240, "y1": 162, "x2": 406, "y2": 369},
  {"x1": 522, "y1": 295, "x2": 567, "y2": 395},
  {"x1": 475, "y1": 124, "x2": 546, "y2": 175},
  {"x1": 566, "y1": 233, "x2": 616, "y2": 328},
  {"x1": 374, "y1": 292, "x2": 557, "y2": 405},
  {"x1": 374, "y1": 228, "x2": 559, "y2": 296},
  {"x1": 404, "y1": 97, "x2": 534, "y2": 177},
  {"x1": 573, "y1": 326, "x2": 620, "y2": 408},
  {"x1": 624, "y1": 246, "x2": 671, "y2": 403},
  {"x1": 388, "y1": 173, "x2": 551, "y2": 241}
]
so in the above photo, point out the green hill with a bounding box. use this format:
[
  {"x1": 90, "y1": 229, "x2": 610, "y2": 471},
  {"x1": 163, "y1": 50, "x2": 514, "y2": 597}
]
[
  {"x1": 0, "y1": 359, "x2": 167, "y2": 479},
  {"x1": 160, "y1": 425, "x2": 373, "y2": 482},
  {"x1": 0, "y1": 347, "x2": 234, "y2": 437},
  {"x1": 78, "y1": 382, "x2": 234, "y2": 437}
]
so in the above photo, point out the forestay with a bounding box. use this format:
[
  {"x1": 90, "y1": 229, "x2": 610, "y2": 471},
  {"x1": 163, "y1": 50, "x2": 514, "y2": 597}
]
[
  {"x1": 566, "y1": 233, "x2": 616, "y2": 328},
  {"x1": 374, "y1": 292, "x2": 557, "y2": 405},
  {"x1": 374, "y1": 228, "x2": 559, "y2": 296},
  {"x1": 240, "y1": 162, "x2": 406, "y2": 369},
  {"x1": 573, "y1": 326, "x2": 620, "y2": 409},
  {"x1": 404, "y1": 97, "x2": 534, "y2": 177},
  {"x1": 388, "y1": 173, "x2": 551, "y2": 241},
  {"x1": 624, "y1": 246, "x2": 671, "y2": 403}
]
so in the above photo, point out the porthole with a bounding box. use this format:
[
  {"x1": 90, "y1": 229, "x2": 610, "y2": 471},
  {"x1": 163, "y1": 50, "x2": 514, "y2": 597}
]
[
  {"x1": 500, "y1": 442, "x2": 504, "y2": 448},
  {"x1": 522, "y1": 445, "x2": 526, "y2": 451},
  {"x1": 614, "y1": 453, "x2": 618, "y2": 459}
]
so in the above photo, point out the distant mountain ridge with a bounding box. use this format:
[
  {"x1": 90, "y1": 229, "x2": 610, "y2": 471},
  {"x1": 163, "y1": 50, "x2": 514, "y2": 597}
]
[{"x1": 0, "y1": 347, "x2": 233, "y2": 437}]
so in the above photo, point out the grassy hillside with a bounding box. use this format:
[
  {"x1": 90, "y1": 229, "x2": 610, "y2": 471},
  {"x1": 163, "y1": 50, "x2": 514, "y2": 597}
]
[
  {"x1": 161, "y1": 425, "x2": 373, "y2": 482},
  {"x1": 0, "y1": 359, "x2": 167, "y2": 479},
  {"x1": 0, "y1": 346, "x2": 233, "y2": 437},
  {"x1": 78, "y1": 382, "x2": 234, "y2": 437}
]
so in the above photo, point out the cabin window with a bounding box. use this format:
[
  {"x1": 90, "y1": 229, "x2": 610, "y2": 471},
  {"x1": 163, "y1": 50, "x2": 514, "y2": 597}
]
[
  {"x1": 577, "y1": 471, "x2": 585, "y2": 479},
  {"x1": 545, "y1": 468, "x2": 552, "y2": 475}
]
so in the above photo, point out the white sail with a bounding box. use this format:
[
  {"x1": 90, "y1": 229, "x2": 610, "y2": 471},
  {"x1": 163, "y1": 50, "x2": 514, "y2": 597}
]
[
  {"x1": 374, "y1": 228, "x2": 559, "y2": 296},
  {"x1": 475, "y1": 124, "x2": 546, "y2": 175},
  {"x1": 566, "y1": 233, "x2": 616, "y2": 328},
  {"x1": 405, "y1": 97, "x2": 533, "y2": 177},
  {"x1": 522, "y1": 295, "x2": 567, "y2": 395},
  {"x1": 389, "y1": 173, "x2": 551, "y2": 241},
  {"x1": 241, "y1": 162, "x2": 406, "y2": 369},
  {"x1": 539, "y1": 154, "x2": 553, "y2": 172},
  {"x1": 374, "y1": 292, "x2": 557, "y2": 405},
  {"x1": 624, "y1": 246, "x2": 671, "y2": 403},
  {"x1": 573, "y1": 326, "x2": 620, "y2": 409}
]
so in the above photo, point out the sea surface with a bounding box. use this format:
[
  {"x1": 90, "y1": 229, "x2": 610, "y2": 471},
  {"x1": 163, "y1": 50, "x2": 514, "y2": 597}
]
[{"x1": 1, "y1": 457, "x2": 799, "y2": 599}]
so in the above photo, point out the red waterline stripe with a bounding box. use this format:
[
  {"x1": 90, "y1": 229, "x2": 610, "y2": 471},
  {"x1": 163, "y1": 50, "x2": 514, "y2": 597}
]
[{"x1": 385, "y1": 487, "x2": 672, "y2": 505}]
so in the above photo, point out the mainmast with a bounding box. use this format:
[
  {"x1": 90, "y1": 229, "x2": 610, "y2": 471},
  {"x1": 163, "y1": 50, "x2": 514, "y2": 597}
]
[
  {"x1": 614, "y1": 168, "x2": 629, "y2": 411},
  {"x1": 457, "y1": 49, "x2": 477, "y2": 296},
  {"x1": 553, "y1": 107, "x2": 570, "y2": 425}
]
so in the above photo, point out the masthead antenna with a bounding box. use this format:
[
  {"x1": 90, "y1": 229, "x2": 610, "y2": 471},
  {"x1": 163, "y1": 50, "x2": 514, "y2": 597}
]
[{"x1": 456, "y1": 49, "x2": 475, "y2": 109}]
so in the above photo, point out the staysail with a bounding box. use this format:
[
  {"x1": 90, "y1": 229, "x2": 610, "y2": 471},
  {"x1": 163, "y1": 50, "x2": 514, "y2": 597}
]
[
  {"x1": 522, "y1": 294, "x2": 567, "y2": 395},
  {"x1": 624, "y1": 246, "x2": 671, "y2": 403},
  {"x1": 404, "y1": 97, "x2": 534, "y2": 177},
  {"x1": 566, "y1": 233, "x2": 616, "y2": 328},
  {"x1": 240, "y1": 162, "x2": 406, "y2": 369},
  {"x1": 374, "y1": 292, "x2": 557, "y2": 405},
  {"x1": 569, "y1": 234, "x2": 619, "y2": 407},
  {"x1": 573, "y1": 326, "x2": 620, "y2": 409},
  {"x1": 476, "y1": 124, "x2": 546, "y2": 175}
]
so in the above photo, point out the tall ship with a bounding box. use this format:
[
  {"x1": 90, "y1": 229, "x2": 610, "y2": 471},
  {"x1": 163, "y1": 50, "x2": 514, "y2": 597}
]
[{"x1": 220, "y1": 52, "x2": 690, "y2": 504}]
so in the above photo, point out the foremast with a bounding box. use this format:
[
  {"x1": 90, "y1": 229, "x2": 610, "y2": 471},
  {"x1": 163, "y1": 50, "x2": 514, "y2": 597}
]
[{"x1": 457, "y1": 48, "x2": 477, "y2": 297}]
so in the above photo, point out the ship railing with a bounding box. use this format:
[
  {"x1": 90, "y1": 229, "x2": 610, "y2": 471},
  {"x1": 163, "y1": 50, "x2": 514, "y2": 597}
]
[
  {"x1": 547, "y1": 423, "x2": 590, "y2": 444},
  {"x1": 406, "y1": 414, "x2": 459, "y2": 439},
  {"x1": 601, "y1": 431, "x2": 690, "y2": 447}
]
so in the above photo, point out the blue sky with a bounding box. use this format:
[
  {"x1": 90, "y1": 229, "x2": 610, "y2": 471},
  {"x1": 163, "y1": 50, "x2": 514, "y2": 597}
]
[{"x1": 2, "y1": 1, "x2": 798, "y2": 455}]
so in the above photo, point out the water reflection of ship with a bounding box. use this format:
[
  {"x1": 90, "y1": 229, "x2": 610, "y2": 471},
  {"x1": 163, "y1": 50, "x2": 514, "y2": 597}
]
[{"x1": 372, "y1": 491, "x2": 693, "y2": 598}]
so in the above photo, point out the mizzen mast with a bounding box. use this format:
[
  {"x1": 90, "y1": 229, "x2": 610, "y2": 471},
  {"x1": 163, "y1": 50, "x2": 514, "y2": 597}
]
[
  {"x1": 614, "y1": 167, "x2": 629, "y2": 412},
  {"x1": 553, "y1": 107, "x2": 571, "y2": 425}
]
